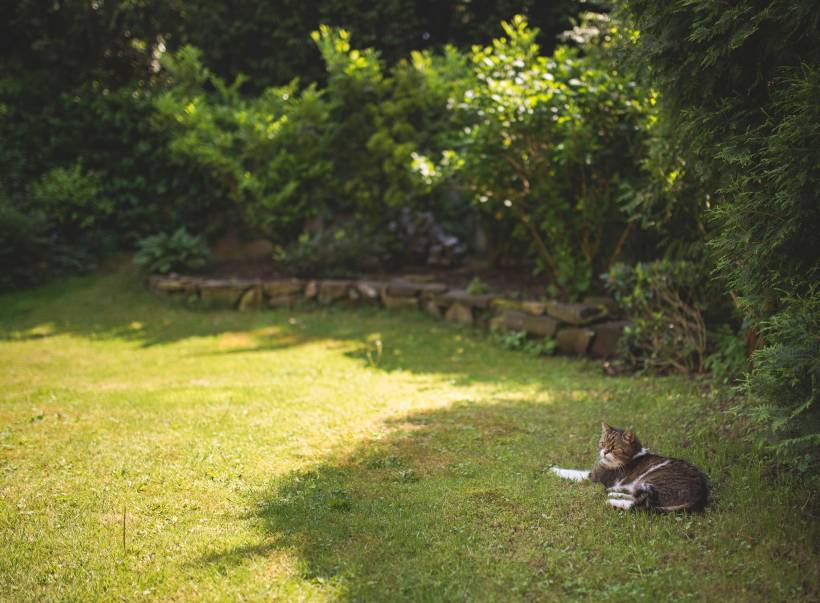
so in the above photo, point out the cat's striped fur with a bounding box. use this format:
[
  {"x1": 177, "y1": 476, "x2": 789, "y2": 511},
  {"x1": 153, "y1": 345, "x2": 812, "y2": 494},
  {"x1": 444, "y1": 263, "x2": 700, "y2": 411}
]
[{"x1": 551, "y1": 423, "x2": 708, "y2": 512}]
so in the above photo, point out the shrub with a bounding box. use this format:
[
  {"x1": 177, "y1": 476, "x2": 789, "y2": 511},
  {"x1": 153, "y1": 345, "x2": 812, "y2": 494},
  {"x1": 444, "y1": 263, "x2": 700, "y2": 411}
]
[
  {"x1": 0, "y1": 164, "x2": 103, "y2": 292},
  {"x1": 743, "y1": 290, "x2": 820, "y2": 472},
  {"x1": 156, "y1": 30, "x2": 473, "y2": 246},
  {"x1": 277, "y1": 224, "x2": 403, "y2": 278},
  {"x1": 493, "y1": 330, "x2": 557, "y2": 357},
  {"x1": 53, "y1": 88, "x2": 233, "y2": 245},
  {"x1": 0, "y1": 199, "x2": 52, "y2": 291},
  {"x1": 705, "y1": 325, "x2": 750, "y2": 386},
  {"x1": 624, "y1": 0, "x2": 820, "y2": 469},
  {"x1": 28, "y1": 164, "x2": 110, "y2": 245},
  {"x1": 466, "y1": 277, "x2": 489, "y2": 295},
  {"x1": 0, "y1": 197, "x2": 95, "y2": 292},
  {"x1": 604, "y1": 260, "x2": 707, "y2": 374},
  {"x1": 414, "y1": 16, "x2": 653, "y2": 298},
  {"x1": 154, "y1": 46, "x2": 333, "y2": 242},
  {"x1": 133, "y1": 228, "x2": 210, "y2": 275}
]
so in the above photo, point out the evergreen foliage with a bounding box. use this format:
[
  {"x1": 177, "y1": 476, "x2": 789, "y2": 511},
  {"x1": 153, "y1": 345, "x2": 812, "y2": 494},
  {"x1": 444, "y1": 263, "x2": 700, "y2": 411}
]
[{"x1": 625, "y1": 0, "x2": 820, "y2": 468}]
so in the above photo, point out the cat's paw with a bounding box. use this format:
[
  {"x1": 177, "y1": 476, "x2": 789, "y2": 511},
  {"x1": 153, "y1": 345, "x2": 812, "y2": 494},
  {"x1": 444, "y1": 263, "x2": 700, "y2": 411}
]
[{"x1": 551, "y1": 467, "x2": 590, "y2": 481}]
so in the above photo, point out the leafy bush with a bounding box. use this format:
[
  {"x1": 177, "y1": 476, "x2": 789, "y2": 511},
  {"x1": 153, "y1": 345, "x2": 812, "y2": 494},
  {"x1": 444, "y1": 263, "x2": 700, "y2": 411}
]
[
  {"x1": 414, "y1": 16, "x2": 653, "y2": 298},
  {"x1": 0, "y1": 199, "x2": 54, "y2": 291},
  {"x1": 466, "y1": 277, "x2": 490, "y2": 295},
  {"x1": 0, "y1": 163, "x2": 104, "y2": 291},
  {"x1": 29, "y1": 164, "x2": 110, "y2": 245},
  {"x1": 52, "y1": 88, "x2": 233, "y2": 244},
  {"x1": 705, "y1": 325, "x2": 749, "y2": 386},
  {"x1": 277, "y1": 224, "x2": 403, "y2": 278},
  {"x1": 155, "y1": 29, "x2": 473, "y2": 246},
  {"x1": 604, "y1": 260, "x2": 707, "y2": 374},
  {"x1": 134, "y1": 228, "x2": 210, "y2": 275},
  {"x1": 154, "y1": 46, "x2": 333, "y2": 242},
  {"x1": 0, "y1": 197, "x2": 95, "y2": 292},
  {"x1": 743, "y1": 290, "x2": 820, "y2": 472}
]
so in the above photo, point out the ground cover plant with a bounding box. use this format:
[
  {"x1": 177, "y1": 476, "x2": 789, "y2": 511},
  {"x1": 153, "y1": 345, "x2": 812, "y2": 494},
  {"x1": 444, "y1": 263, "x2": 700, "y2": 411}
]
[{"x1": 0, "y1": 272, "x2": 817, "y2": 601}]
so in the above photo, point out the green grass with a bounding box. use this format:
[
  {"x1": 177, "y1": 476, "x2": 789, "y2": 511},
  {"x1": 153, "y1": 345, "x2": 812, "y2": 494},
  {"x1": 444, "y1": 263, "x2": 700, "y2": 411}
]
[{"x1": 0, "y1": 270, "x2": 817, "y2": 602}]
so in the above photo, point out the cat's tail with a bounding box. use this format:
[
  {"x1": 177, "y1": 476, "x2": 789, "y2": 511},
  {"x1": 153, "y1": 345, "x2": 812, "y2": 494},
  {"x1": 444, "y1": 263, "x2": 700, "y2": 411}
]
[
  {"x1": 655, "y1": 500, "x2": 707, "y2": 513},
  {"x1": 655, "y1": 503, "x2": 692, "y2": 513}
]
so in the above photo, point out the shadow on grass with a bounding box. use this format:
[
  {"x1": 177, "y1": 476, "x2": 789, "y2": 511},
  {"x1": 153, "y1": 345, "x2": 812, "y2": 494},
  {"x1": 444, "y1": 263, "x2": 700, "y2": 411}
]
[
  {"x1": 0, "y1": 271, "x2": 281, "y2": 347},
  {"x1": 195, "y1": 394, "x2": 777, "y2": 602},
  {"x1": 0, "y1": 271, "x2": 601, "y2": 389},
  {"x1": 194, "y1": 397, "x2": 820, "y2": 602},
  {"x1": 201, "y1": 399, "x2": 606, "y2": 601}
]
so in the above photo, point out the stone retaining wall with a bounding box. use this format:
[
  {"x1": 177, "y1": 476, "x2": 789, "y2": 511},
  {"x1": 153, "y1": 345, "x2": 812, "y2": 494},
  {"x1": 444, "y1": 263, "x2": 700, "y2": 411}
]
[{"x1": 147, "y1": 275, "x2": 629, "y2": 359}]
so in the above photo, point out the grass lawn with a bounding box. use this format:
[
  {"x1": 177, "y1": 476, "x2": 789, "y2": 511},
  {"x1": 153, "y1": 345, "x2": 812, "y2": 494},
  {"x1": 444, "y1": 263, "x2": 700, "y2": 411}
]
[{"x1": 0, "y1": 270, "x2": 817, "y2": 602}]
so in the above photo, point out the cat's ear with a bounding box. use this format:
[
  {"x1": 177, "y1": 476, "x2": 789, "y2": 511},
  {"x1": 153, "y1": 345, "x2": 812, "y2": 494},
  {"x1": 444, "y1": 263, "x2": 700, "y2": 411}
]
[
  {"x1": 623, "y1": 428, "x2": 635, "y2": 442},
  {"x1": 601, "y1": 422, "x2": 611, "y2": 433}
]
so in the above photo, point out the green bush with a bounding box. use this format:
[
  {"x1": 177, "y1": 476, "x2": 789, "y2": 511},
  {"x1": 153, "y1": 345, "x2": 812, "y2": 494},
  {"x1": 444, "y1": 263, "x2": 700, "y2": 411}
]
[
  {"x1": 277, "y1": 224, "x2": 403, "y2": 278},
  {"x1": 53, "y1": 89, "x2": 233, "y2": 244},
  {"x1": 0, "y1": 200, "x2": 53, "y2": 291},
  {"x1": 154, "y1": 46, "x2": 333, "y2": 242},
  {"x1": 493, "y1": 330, "x2": 557, "y2": 357},
  {"x1": 466, "y1": 277, "x2": 490, "y2": 295},
  {"x1": 604, "y1": 260, "x2": 707, "y2": 374},
  {"x1": 134, "y1": 228, "x2": 210, "y2": 275},
  {"x1": 29, "y1": 164, "x2": 110, "y2": 245},
  {"x1": 705, "y1": 325, "x2": 750, "y2": 386},
  {"x1": 0, "y1": 0, "x2": 588, "y2": 288},
  {"x1": 164, "y1": 0, "x2": 584, "y2": 89},
  {"x1": 414, "y1": 16, "x2": 653, "y2": 298},
  {"x1": 743, "y1": 290, "x2": 819, "y2": 472},
  {"x1": 1, "y1": 81, "x2": 232, "y2": 261},
  {"x1": 155, "y1": 29, "x2": 473, "y2": 245},
  {"x1": 0, "y1": 164, "x2": 104, "y2": 292},
  {"x1": 0, "y1": 197, "x2": 95, "y2": 292}
]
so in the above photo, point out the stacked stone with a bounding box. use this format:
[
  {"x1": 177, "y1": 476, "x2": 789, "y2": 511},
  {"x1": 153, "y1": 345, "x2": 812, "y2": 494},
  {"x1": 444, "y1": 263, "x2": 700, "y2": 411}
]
[{"x1": 147, "y1": 275, "x2": 629, "y2": 359}]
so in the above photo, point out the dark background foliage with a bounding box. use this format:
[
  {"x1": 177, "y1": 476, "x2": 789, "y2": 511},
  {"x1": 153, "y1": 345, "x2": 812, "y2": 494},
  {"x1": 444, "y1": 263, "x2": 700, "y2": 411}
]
[
  {"x1": 0, "y1": 0, "x2": 591, "y2": 257},
  {"x1": 623, "y1": 0, "x2": 819, "y2": 469}
]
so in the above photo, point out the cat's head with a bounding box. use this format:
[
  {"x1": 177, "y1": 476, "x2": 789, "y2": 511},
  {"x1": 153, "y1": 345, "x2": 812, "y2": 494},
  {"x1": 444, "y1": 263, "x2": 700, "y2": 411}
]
[{"x1": 598, "y1": 422, "x2": 642, "y2": 468}]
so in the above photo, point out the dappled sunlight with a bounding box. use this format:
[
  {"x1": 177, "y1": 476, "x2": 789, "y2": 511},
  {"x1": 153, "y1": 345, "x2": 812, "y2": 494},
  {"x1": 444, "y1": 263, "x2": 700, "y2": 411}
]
[{"x1": 7, "y1": 322, "x2": 58, "y2": 340}]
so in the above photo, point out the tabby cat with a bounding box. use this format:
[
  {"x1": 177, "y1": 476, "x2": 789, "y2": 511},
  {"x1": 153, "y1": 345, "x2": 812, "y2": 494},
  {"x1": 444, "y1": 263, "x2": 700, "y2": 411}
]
[{"x1": 551, "y1": 423, "x2": 708, "y2": 512}]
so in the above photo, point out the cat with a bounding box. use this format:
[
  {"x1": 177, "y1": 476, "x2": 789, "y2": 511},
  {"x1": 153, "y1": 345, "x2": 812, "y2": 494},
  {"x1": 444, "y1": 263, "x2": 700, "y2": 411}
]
[{"x1": 551, "y1": 422, "x2": 708, "y2": 512}]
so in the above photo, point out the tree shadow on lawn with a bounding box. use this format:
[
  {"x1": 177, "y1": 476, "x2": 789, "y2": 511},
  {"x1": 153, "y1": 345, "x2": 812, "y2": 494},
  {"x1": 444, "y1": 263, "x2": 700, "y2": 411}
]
[
  {"x1": 0, "y1": 270, "x2": 465, "y2": 351},
  {"x1": 193, "y1": 309, "x2": 607, "y2": 389},
  {"x1": 195, "y1": 398, "x2": 818, "y2": 602},
  {"x1": 200, "y1": 399, "x2": 604, "y2": 601},
  {"x1": 0, "y1": 271, "x2": 610, "y2": 389},
  {"x1": 0, "y1": 271, "x2": 289, "y2": 347}
]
